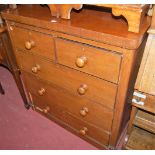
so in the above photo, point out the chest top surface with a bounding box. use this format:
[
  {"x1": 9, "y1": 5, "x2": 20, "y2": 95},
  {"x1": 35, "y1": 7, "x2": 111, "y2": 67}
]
[{"x1": 1, "y1": 4, "x2": 151, "y2": 49}]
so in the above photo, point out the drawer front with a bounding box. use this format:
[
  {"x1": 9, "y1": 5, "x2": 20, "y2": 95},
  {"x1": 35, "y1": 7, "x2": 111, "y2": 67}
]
[
  {"x1": 16, "y1": 51, "x2": 117, "y2": 109},
  {"x1": 31, "y1": 94, "x2": 110, "y2": 146},
  {"x1": 14, "y1": 50, "x2": 35, "y2": 72},
  {"x1": 9, "y1": 25, "x2": 55, "y2": 60},
  {"x1": 55, "y1": 38, "x2": 122, "y2": 83},
  {"x1": 23, "y1": 72, "x2": 113, "y2": 132}
]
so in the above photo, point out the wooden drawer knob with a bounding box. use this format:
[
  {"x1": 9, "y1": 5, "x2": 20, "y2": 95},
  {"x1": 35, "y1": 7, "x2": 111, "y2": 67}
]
[
  {"x1": 80, "y1": 127, "x2": 88, "y2": 135},
  {"x1": 31, "y1": 64, "x2": 40, "y2": 73},
  {"x1": 43, "y1": 106, "x2": 50, "y2": 114},
  {"x1": 76, "y1": 56, "x2": 87, "y2": 68},
  {"x1": 80, "y1": 107, "x2": 88, "y2": 116},
  {"x1": 25, "y1": 40, "x2": 35, "y2": 50},
  {"x1": 77, "y1": 84, "x2": 88, "y2": 95},
  {"x1": 38, "y1": 88, "x2": 46, "y2": 96}
]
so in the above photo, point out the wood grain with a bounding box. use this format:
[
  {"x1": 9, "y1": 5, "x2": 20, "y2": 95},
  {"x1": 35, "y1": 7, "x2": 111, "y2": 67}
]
[
  {"x1": 56, "y1": 38, "x2": 122, "y2": 84},
  {"x1": 0, "y1": 24, "x2": 30, "y2": 108},
  {"x1": 14, "y1": 50, "x2": 118, "y2": 110},
  {"x1": 48, "y1": 4, "x2": 149, "y2": 33},
  {"x1": 1, "y1": 5, "x2": 149, "y2": 149},
  {"x1": 9, "y1": 25, "x2": 55, "y2": 60},
  {"x1": 22, "y1": 71, "x2": 114, "y2": 132},
  {"x1": 126, "y1": 127, "x2": 155, "y2": 150},
  {"x1": 32, "y1": 92, "x2": 110, "y2": 147},
  {"x1": 94, "y1": 4, "x2": 149, "y2": 33},
  {"x1": 134, "y1": 110, "x2": 155, "y2": 134},
  {"x1": 126, "y1": 9, "x2": 155, "y2": 149},
  {"x1": 135, "y1": 34, "x2": 155, "y2": 95},
  {"x1": 1, "y1": 5, "x2": 151, "y2": 49}
]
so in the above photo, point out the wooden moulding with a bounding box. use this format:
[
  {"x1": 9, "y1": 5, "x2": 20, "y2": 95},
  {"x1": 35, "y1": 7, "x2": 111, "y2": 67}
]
[{"x1": 48, "y1": 4, "x2": 150, "y2": 33}]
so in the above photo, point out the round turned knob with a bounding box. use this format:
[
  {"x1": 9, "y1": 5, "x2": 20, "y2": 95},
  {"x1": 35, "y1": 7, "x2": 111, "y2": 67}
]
[
  {"x1": 31, "y1": 64, "x2": 40, "y2": 73},
  {"x1": 77, "y1": 84, "x2": 88, "y2": 95},
  {"x1": 9, "y1": 26, "x2": 13, "y2": 31},
  {"x1": 76, "y1": 56, "x2": 87, "y2": 68},
  {"x1": 80, "y1": 127, "x2": 88, "y2": 135},
  {"x1": 80, "y1": 107, "x2": 89, "y2": 116},
  {"x1": 43, "y1": 106, "x2": 50, "y2": 114},
  {"x1": 25, "y1": 40, "x2": 35, "y2": 50},
  {"x1": 38, "y1": 88, "x2": 46, "y2": 96}
]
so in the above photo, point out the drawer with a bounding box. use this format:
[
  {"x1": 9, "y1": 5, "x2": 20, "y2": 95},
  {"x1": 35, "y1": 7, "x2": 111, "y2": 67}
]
[
  {"x1": 14, "y1": 50, "x2": 35, "y2": 72},
  {"x1": 23, "y1": 72, "x2": 113, "y2": 132},
  {"x1": 9, "y1": 25, "x2": 55, "y2": 60},
  {"x1": 55, "y1": 38, "x2": 122, "y2": 83},
  {"x1": 31, "y1": 94, "x2": 110, "y2": 146},
  {"x1": 16, "y1": 51, "x2": 117, "y2": 109}
]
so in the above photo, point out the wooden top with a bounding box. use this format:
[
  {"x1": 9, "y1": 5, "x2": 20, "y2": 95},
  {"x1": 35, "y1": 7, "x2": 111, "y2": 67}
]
[{"x1": 1, "y1": 5, "x2": 151, "y2": 49}]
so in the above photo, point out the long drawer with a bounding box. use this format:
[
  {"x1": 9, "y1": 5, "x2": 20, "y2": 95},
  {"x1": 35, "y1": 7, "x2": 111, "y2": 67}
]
[
  {"x1": 31, "y1": 93, "x2": 110, "y2": 146},
  {"x1": 9, "y1": 25, "x2": 55, "y2": 60},
  {"x1": 15, "y1": 50, "x2": 117, "y2": 109},
  {"x1": 23, "y1": 72, "x2": 113, "y2": 132},
  {"x1": 55, "y1": 38, "x2": 122, "y2": 83}
]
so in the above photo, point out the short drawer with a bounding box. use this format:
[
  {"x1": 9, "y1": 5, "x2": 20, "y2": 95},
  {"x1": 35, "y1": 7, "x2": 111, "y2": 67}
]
[
  {"x1": 9, "y1": 25, "x2": 55, "y2": 60},
  {"x1": 23, "y1": 72, "x2": 113, "y2": 132},
  {"x1": 31, "y1": 94, "x2": 110, "y2": 146},
  {"x1": 14, "y1": 50, "x2": 35, "y2": 72},
  {"x1": 55, "y1": 38, "x2": 122, "y2": 83},
  {"x1": 16, "y1": 51, "x2": 117, "y2": 109}
]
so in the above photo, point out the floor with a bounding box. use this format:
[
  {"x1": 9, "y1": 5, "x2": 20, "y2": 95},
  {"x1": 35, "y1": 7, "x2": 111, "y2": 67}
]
[{"x1": 0, "y1": 66, "x2": 98, "y2": 150}]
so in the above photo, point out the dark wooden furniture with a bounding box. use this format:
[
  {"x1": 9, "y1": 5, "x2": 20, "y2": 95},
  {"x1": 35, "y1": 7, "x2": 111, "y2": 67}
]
[
  {"x1": 0, "y1": 5, "x2": 29, "y2": 107},
  {"x1": 125, "y1": 6, "x2": 155, "y2": 150},
  {"x1": 1, "y1": 5, "x2": 151, "y2": 149},
  {"x1": 0, "y1": 25, "x2": 29, "y2": 106}
]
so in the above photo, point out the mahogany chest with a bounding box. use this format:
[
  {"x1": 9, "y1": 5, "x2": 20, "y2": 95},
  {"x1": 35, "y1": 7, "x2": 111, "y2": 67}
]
[{"x1": 1, "y1": 5, "x2": 151, "y2": 149}]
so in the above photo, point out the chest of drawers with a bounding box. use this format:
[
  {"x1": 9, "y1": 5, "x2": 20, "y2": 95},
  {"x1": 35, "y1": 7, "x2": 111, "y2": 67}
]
[{"x1": 1, "y1": 5, "x2": 151, "y2": 149}]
